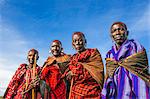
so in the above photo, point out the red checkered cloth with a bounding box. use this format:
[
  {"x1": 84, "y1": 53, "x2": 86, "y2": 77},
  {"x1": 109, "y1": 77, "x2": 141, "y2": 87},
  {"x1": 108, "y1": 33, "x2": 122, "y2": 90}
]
[
  {"x1": 69, "y1": 49, "x2": 104, "y2": 99},
  {"x1": 4, "y1": 64, "x2": 41, "y2": 99},
  {"x1": 40, "y1": 54, "x2": 70, "y2": 99},
  {"x1": 41, "y1": 65, "x2": 66, "y2": 99}
]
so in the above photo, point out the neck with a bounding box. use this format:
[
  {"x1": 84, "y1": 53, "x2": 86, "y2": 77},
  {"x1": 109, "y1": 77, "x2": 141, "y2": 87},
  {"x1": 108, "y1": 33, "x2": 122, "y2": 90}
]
[
  {"x1": 53, "y1": 54, "x2": 61, "y2": 58},
  {"x1": 28, "y1": 64, "x2": 34, "y2": 69},
  {"x1": 78, "y1": 48, "x2": 86, "y2": 53},
  {"x1": 115, "y1": 42, "x2": 123, "y2": 50}
]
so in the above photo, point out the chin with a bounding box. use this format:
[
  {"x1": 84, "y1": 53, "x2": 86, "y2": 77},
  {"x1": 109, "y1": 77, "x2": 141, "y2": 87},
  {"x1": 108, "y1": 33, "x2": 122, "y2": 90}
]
[
  {"x1": 53, "y1": 54, "x2": 60, "y2": 57},
  {"x1": 29, "y1": 62, "x2": 34, "y2": 64}
]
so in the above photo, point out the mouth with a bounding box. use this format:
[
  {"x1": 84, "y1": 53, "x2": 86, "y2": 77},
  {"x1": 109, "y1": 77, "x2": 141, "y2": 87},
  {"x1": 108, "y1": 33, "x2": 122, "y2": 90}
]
[
  {"x1": 52, "y1": 50, "x2": 60, "y2": 55},
  {"x1": 114, "y1": 35, "x2": 124, "y2": 40},
  {"x1": 29, "y1": 59, "x2": 34, "y2": 64},
  {"x1": 75, "y1": 45, "x2": 82, "y2": 49}
]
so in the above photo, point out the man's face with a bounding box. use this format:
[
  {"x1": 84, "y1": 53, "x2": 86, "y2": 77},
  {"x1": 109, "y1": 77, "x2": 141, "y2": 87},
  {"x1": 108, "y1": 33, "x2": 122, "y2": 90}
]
[
  {"x1": 111, "y1": 24, "x2": 128, "y2": 45},
  {"x1": 72, "y1": 34, "x2": 86, "y2": 53},
  {"x1": 51, "y1": 42, "x2": 62, "y2": 57},
  {"x1": 27, "y1": 51, "x2": 37, "y2": 64}
]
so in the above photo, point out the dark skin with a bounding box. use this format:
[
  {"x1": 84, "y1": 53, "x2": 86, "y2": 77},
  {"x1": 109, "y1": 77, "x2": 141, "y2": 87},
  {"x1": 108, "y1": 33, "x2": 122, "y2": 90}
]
[
  {"x1": 66, "y1": 33, "x2": 87, "y2": 80},
  {"x1": 111, "y1": 23, "x2": 128, "y2": 50},
  {"x1": 27, "y1": 50, "x2": 38, "y2": 68},
  {"x1": 24, "y1": 50, "x2": 39, "y2": 92},
  {"x1": 72, "y1": 34, "x2": 86, "y2": 53},
  {"x1": 50, "y1": 41, "x2": 62, "y2": 57}
]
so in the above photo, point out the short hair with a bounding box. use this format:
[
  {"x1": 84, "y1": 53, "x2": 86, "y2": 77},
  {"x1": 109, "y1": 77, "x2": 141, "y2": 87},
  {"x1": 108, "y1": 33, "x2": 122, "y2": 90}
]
[
  {"x1": 28, "y1": 48, "x2": 39, "y2": 60},
  {"x1": 72, "y1": 31, "x2": 86, "y2": 39},
  {"x1": 52, "y1": 40, "x2": 62, "y2": 46},
  {"x1": 28, "y1": 48, "x2": 38, "y2": 55},
  {"x1": 111, "y1": 22, "x2": 127, "y2": 31}
]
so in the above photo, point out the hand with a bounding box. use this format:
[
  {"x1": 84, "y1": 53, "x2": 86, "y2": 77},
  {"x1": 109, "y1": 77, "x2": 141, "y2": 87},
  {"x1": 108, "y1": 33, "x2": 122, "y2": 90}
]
[
  {"x1": 32, "y1": 76, "x2": 40, "y2": 87},
  {"x1": 66, "y1": 71, "x2": 75, "y2": 80}
]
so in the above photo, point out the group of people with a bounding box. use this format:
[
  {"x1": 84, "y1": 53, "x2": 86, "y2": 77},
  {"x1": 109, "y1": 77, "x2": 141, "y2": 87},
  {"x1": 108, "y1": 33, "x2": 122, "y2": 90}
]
[{"x1": 3, "y1": 22, "x2": 150, "y2": 99}]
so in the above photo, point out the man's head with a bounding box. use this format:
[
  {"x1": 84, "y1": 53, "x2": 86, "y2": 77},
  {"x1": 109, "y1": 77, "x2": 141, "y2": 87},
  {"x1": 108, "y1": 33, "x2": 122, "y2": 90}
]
[
  {"x1": 50, "y1": 40, "x2": 63, "y2": 57},
  {"x1": 27, "y1": 49, "x2": 39, "y2": 64},
  {"x1": 110, "y1": 22, "x2": 129, "y2": 46},
  {"x1": 72, "y1": 32, "x2": 87, "y2": 53}
]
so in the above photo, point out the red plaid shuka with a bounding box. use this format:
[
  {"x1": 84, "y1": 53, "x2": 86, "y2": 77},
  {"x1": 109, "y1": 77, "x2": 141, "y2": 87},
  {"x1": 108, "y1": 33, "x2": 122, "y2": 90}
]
[
  {"x1": 41, "y1": 53, "x2": 70, "y2": 99},
  {"x1": 3, "y1": 64, "x2": 41, "y2": 99},
  {"x1": 69, "y1": 49, "x2": 104, "y2": 99}
]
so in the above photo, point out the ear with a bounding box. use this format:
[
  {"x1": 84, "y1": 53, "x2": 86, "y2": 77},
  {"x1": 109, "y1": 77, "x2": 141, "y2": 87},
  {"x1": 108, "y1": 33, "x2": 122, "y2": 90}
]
[
  {"x1": 126, "y1": 30, "x2": 129, "y2": 36},
  {"x1": 36, "y1": 54, "x2": 39, "y2": 60},
  {"x1": 72, "y1": 42, "x2": 75, "y2": 49},
  {"x1": 85, "y1": 39, "x2": 87, "y2": 44},
  {"x1": 61, "y1": 48, "x2": 63, "y2": 52}
]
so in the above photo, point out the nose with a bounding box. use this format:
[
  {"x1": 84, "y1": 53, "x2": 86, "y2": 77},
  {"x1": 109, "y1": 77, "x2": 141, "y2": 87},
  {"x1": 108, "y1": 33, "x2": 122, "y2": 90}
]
[
  {"x1": 115, "y1": 29, "x2": 121, "y2": 35},
  {"x1": 75, "y1": 41, "x2": 80, "y2": 45},
  {"x1": 53, "y1": 46, "x2": 57, "y2": 50},
  {"x1": 31, "y1": 55, "x2": 35, "y2": 59}
]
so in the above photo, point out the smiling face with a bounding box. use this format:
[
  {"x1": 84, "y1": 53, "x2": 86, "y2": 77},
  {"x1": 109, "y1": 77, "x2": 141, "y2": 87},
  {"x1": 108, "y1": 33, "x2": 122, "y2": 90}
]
[
  {"x1": 111, "y1": 23, "x2": 128, "y2": 47},
  {"x1": 72, "y1": 33, "x2": 86, "y2": 53},
  {"x1": 50, "y1": 41, "x2": 62, "y2": 57},
  {"x1": 27, "y1": 49, "x2": 38, "y2": 64}
]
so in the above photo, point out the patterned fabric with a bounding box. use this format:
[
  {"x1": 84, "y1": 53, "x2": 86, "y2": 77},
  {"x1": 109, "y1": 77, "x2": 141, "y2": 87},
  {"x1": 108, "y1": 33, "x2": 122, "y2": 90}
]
[
  {"x1": 101, "y1": 39, "x2": 150, "y2": 99},
  {"x1": 69, "y1": 48, "x2": 104, "y2": 99},
  {"x1": 105, "y1": 51, "x2": 150, "y2": 87},
  {"x1": 4, "y1": 64, "x2": 41, "y2": 99},
  {"x1": 41, "y1": 54, "x2": 70, "y2": 99}
]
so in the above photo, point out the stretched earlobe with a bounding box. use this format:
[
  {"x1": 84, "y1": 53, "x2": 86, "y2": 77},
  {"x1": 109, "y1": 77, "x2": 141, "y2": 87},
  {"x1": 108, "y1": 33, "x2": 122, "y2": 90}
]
[
  {"x1": 61, "y1": 48, "x2": 64, "y2": 53},
  {"x1": 72, "y1": 44, "x2": 75, "y2": 50}
]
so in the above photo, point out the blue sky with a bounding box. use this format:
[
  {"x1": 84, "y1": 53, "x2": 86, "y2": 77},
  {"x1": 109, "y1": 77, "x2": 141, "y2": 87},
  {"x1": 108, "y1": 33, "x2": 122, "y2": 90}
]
[{"x1": 0, "y1": 0, "x2": 150, "y2": 95}]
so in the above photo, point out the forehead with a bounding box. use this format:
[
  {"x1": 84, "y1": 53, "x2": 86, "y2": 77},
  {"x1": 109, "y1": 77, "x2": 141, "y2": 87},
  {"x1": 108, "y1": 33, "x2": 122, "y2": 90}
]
[
  {"x1": 51, "y1": 42, "x2": 61, "y2": 46},
  {"x1": 73, "y1": 34, "x2": 84, "y2": 39},
  {"x1": 28, "y1": 50, "x2": 35, "y2": 55},
  {"x1": 112, "y1": 24, "x2": 125, "y2": 29}
]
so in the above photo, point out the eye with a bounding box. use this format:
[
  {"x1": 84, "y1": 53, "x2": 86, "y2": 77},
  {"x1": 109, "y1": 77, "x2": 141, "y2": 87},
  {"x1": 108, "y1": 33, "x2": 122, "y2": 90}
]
[
  {"x1": 121, "y1": 28, "x2": 125, "y2": 31},
  {"x1": 114, "y1": 29, "x2": 117, "y2": 32},
  {"x1": 112, "y1": 29, "x2": 117, "y2": 33},
  {"x1": 78, "y1": 39, "x2": 81, "y2": 42},
  {"x1": 74, "y1": 39, "x2": 77, "y2": 43}
]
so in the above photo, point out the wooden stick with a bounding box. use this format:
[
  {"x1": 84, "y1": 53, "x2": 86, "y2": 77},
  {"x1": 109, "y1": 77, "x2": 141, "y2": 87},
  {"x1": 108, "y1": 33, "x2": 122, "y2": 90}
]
[
  {"x1": 32, "y1": 54, "x2": 37, "y2": 99},
  {"x1": 69, "y1": 78, "x2": 73, "y2": 99}
]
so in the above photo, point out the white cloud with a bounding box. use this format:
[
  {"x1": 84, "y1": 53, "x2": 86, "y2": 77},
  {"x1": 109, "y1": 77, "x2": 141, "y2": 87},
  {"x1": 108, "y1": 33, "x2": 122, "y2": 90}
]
[
  {"x1": 0, "y1": 22, "x2": 47, "y2": 96},
  {"x1": 0, "y1": 23, "x2": 30, "y2": 96},
  {"x1": 0, "y1": 69, "x2": 14, "y2": 96},
  {"x1": 130, "y1": 5, "x2": 150, "y2": 39}
]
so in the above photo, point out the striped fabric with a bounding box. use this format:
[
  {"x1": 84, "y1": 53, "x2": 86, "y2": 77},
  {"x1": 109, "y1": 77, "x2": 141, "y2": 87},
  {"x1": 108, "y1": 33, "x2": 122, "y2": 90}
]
[{"x1": 101, "y1": 39, "x2": 150, "y2": 99}]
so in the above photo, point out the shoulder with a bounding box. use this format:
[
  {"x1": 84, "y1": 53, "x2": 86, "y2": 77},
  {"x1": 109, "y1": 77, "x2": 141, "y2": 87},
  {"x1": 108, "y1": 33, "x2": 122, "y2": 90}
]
[
  {"x1": 87, "y1": 48, "x2": 102, "y2": 57},
  {"x1": 87, "y1": 48, "x2": 99, "y2": 53},
  {"x1": 46, "y1": 56, "x2": 55, "y2": 64},
  {"x1": 128, "y1": 39, "x2": 142, "y2": 45},
  {"x1": 106, "y1": 46, "x2": 114, "y2": 58},
  {"x1": 127, "y1": 39, "x2": 145, "y2": 52},
  {"x1": 18, "y1": 63, "x2": 27, "y2": 70},
  {"x1": 62, "y1": 54, "x2": 71, "y2": 60}
]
